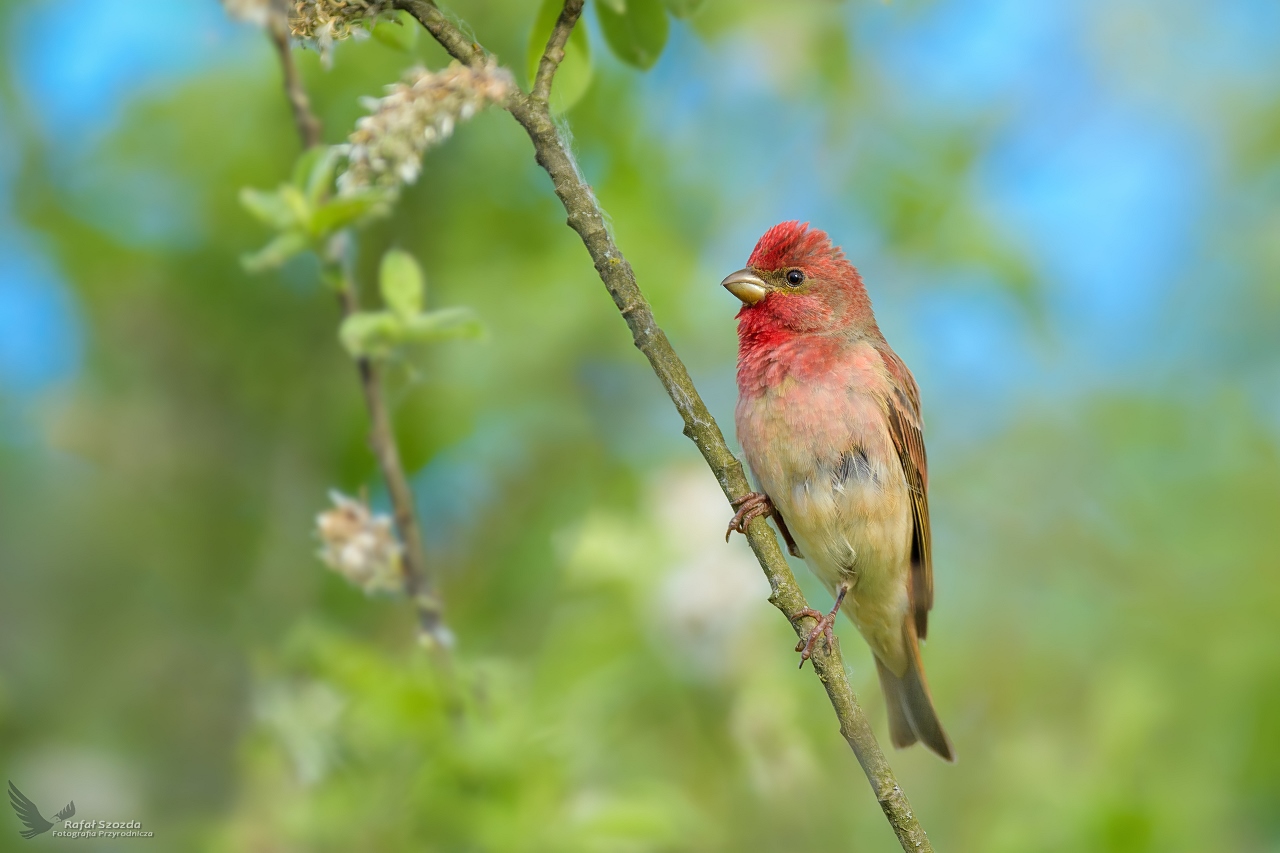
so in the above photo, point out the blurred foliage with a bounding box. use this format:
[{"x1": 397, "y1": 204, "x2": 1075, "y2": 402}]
[
  {"x1": 237, "y1": 144, "x2": 392, "y2": 272},
  {"x1": 338, "y1": 248, "x2": 484, "y2": 360},
  {"x1": 596, "y1": 0, "x2": 670, "y2": 71},
  {"x1": 1, "y1": 1, "x2": 1279, "y2": 852}
]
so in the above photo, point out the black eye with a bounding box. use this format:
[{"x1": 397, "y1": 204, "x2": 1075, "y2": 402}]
[{"x1": 786, "y1": 269, "x2": 804, "y2": 286}]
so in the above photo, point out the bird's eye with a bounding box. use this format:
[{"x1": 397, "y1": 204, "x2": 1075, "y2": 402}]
[{"x1": 786, "y1": 269, "x2": 804, "y2": 286}]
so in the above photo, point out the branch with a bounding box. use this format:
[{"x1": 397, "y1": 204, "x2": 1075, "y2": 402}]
[
  {"x1": 396, "y1": 0, "x2": 482, "y2": 65},
  {"x1": 267, "y1": 14, "x2": 322, "y2": 149},
  {"x1": 396, "y1": 2, "x2": 933, "y2": 849},
  {"x1": 331, "y1": 258, "x2": 448, "y2": 649},
  {"x1": 531, "y1": 0, "x2": 584, "y2": 103},
  {"x1": 267, "y1": 19, "x2": 451, "y2": 653}
]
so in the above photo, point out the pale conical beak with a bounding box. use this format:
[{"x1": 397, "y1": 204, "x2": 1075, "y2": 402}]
[{"x1": 721, "y1": 269, "x2": 768, "y2": 305}]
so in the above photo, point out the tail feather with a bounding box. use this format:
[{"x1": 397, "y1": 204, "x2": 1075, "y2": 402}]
[
  {"x1": 875, "y1": 657, "x2": 918, "y2": 749},
  {"x1": 875, "y1": 630, "x2": 954, "y2": 762}
]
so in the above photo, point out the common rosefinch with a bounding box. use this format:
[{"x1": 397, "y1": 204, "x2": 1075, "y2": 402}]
[{"x1": 722, "y1": 221, "x2": 954, "y2": 761}]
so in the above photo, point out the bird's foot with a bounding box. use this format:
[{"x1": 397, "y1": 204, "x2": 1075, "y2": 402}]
[
  {"x1": 793, "y1": 583, "x2": 850, "y2": 669},
  {"x1": 725, "y1": 492, "x2": 774, "y2": 541},
  {"x1": 725, "y1": 492, "x2": 803, "y2": 558}
]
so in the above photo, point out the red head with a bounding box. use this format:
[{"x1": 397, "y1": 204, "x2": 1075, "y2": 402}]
[{"x1": 722, "y1": 221, "x2": 878, "y2": 341}]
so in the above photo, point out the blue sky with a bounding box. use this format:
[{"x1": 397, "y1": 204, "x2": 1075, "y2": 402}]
[{"x1": 1, "y1": 0, "x2": 246, "y2": 408}]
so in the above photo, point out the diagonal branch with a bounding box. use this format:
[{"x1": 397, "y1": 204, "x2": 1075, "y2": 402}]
[
  {"x1": 531, "y1": 0, "x2": 584, "y2": 103},
  {"x1": 330, "y1": 259, "x2": 448, "y2": 649},
  {"x1": 267, "y1": 14, "x2": 322, "y2": 149},
  {"x1": 397, "y1": 0, "x2": 481, "y2": 65},
  {"x1": 266, "y1": 17, "x2": 451, "y2": 653},
  {"x1": 395, "y1": 1, "x2": 934, "y2": 849}
]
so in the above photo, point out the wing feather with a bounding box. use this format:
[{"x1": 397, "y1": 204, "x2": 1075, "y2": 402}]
[{"x1": 878, "y1": 346, "x2": 933, "y2": 639}]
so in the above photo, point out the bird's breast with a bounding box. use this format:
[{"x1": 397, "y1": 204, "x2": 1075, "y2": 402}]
[
  {"x1": 735, "y1": 360, "x2": 912, "y2": 600},
  {"x1": 735, "y1": 343, "x2": 917, "y2": 669}
]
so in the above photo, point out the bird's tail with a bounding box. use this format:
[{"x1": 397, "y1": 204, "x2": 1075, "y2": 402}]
[{"x1": 875, "y1": 626, "x2": 955, "y2": 762}]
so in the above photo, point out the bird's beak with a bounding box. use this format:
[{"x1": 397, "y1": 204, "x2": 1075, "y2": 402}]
[{"x1": 721, "y1": 269, "x2": 768, "y2": 306}]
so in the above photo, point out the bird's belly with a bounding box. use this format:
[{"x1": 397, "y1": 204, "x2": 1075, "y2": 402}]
[
  {"x1": 787, "y1": 474, "x2": 913, "y2": 671},
  {"x1": 737, "y1": 386, "x2": 914, "y2": 668}
]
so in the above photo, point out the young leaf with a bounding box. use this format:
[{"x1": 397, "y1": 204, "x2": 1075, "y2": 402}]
[
  {"x1": 242, "y1": 230, "x2": 309, "y2": 273},
  {"x1": 371, "y1": 11, "x2": 419, "y2": 52},
  {"x1": 239, "y1": 187, "x2": 298, "y2": 231},
  {"x1": 528, "y1": 0, "x2": 594, "y2": 113},
  {"x1": 596, "y1": 0, "x2": 668, "y2": 70},
  {"x1": 291, "y1": 147, "x2": 327, "y2": 192},
  {"x1": 310, "y1": 190, "x2": 393, "y2": 236},
  {"x1": 338, "y1": 311, "x2": 404, "y2": 359},
  {"x1": 297, "y1": 146, "x2": 343, "y2": 206},
  {"x1": 402, "y1": 306, "x2": 484, "y2": 343},
  {"x1": 338, "y1": 306, "x2": 483, "y2": 360},
  {"x1": 279, "y1": 185, "x2": 314, "y2": 233},
  {"x1": 379, "y1": 250, "x2": 425, "y2": 319}
]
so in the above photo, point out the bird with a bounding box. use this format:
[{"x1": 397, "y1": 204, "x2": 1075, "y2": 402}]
[
  {"x1": 8, "y1": 780, "x2": 75, "y2": 839},
  {"x1": 722, "y1": 221, "x2": 954, "y2": 761}
]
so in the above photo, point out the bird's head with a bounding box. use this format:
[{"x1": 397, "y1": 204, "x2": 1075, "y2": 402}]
[{"x1": 722, "y1": 221, "x2": 876, "y2": 339}]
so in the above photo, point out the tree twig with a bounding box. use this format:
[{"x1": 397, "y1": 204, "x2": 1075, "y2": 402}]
[
  {"x1": 530, "y1": 0, "x2": 584, "y2": 104},
  {"x1": 331, "y1": 258, "x2": 448, "y2": 648},
  {"x1": 266, "y1": 17, "x2": 451, "y2": 653},
  {"x1": 395, "y1": 1, "x2": 933, "y2": 848},
  {"x1": 266, "y1": 14, "x2": 322, "y2": 149}
]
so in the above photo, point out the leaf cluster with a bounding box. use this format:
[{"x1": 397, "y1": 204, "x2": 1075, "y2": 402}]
[
  {"x1": 239, "y1": 146, "x2": 393, "y2": 272},
  {"x1": 339, "y1": 250, "x2": 484, "y2": 359},
  {"x1": 240, "y1": 149, "x2": 482, "y2": 362}
]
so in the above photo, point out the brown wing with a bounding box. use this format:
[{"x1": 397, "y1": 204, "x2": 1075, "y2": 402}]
[{"x1": 879, "y1": 345, "x2": 933, "y2": 640}]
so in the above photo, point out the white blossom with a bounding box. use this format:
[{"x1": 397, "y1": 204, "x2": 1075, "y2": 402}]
[
  {"x1": 221, "y1": 0, "x2": 385, "y2": 63},
  {"x1": 315, "y1": 490, "x2": 404, "y2": 593},
  {"x1": 338, "y1": 61, "x2": 514, "y2": 196},
  {"x1": 289, "y1": 0, "x2": 392, "y2": 42},
  {"x1": 648, "y1": 466, "x2": 771, "y2": 681},
  {"x1": 254, "y1": 679, "x2": 346, "y2": 786}
]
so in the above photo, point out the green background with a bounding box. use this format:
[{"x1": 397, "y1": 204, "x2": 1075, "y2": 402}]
[{"x1": 1, "y1": 0, "x2": 1278, "y2": 850}]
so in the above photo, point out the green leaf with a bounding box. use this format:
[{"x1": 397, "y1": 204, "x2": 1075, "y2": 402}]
[
  {"x1": 279, "y1": 185, "x2": 313, "y2": 232},
  {"x1": 239, "y1": 187, "x2": 298, "y2": 230},
  {"x1": 661, "y1": 0, "x2": 704, "y2": 18},
  {"x1": 291, "y1": 147, "x2": 326, "y2": 192},
  {"x1": 293, "y1": 146, "x2": 342, "y2": 206},
  {"x1": 528, "y1": 0, "x2": 594, "y2": 113},
  {"x1": 598, "y1": 0, "x2": 626, "y2": 11},
  {"x1": 371, "y1": 10, "x2": 419, "y2": 52},
  {"x1": 379, "y1": 249, "x2": 425, "y2": 319},
  {"x1": 338, "y1": 307, "x2": 483, "y2": 359},
  {"x1": 596, "y1": 0, "x2": 668, "y2": 70},
  {"x1": 242, "y1": 230, "x2": 309, "y2": 273},
  {"x1": 309, "y1": 189, "x2": 393, "y2": 236},
  {"x1": 338, "y1": 311, "x2": 404, "y2": 359},
  {"x1": 402, "y1": 306, "x2": 485, "y2": 343}
]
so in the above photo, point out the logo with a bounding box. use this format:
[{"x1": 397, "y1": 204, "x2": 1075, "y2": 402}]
[{"x1": 8, "y1": 781, "x2": 75, "y2": 840}]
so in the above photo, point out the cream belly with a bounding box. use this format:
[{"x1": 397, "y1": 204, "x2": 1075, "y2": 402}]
[{"x1": 736, "y1": 383, "x2": 915, "y2": 674}]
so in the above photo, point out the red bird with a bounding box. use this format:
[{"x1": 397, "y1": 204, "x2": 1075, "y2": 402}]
[{"x1": 723, "y1": 222, "x2": 954, "y2": 761}]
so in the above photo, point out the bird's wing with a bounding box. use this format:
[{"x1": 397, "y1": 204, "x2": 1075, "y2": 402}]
[
  {"x1": 879, "y1": 346, "x2": 933, "y2": 640},
  {"x1": 54, "y1": 801, "x2": 75, "y2": 822},
  {"x1": 8, "y1": 781, "x2": 51, "y2": 835}
]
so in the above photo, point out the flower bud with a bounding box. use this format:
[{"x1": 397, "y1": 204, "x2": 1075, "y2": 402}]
[
  {"x1": 338, "y1": 61, "x2": 514, "y2": 196},
  {"x1": 315, "y1": 490, "x2": 405, "y2": 594}
]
